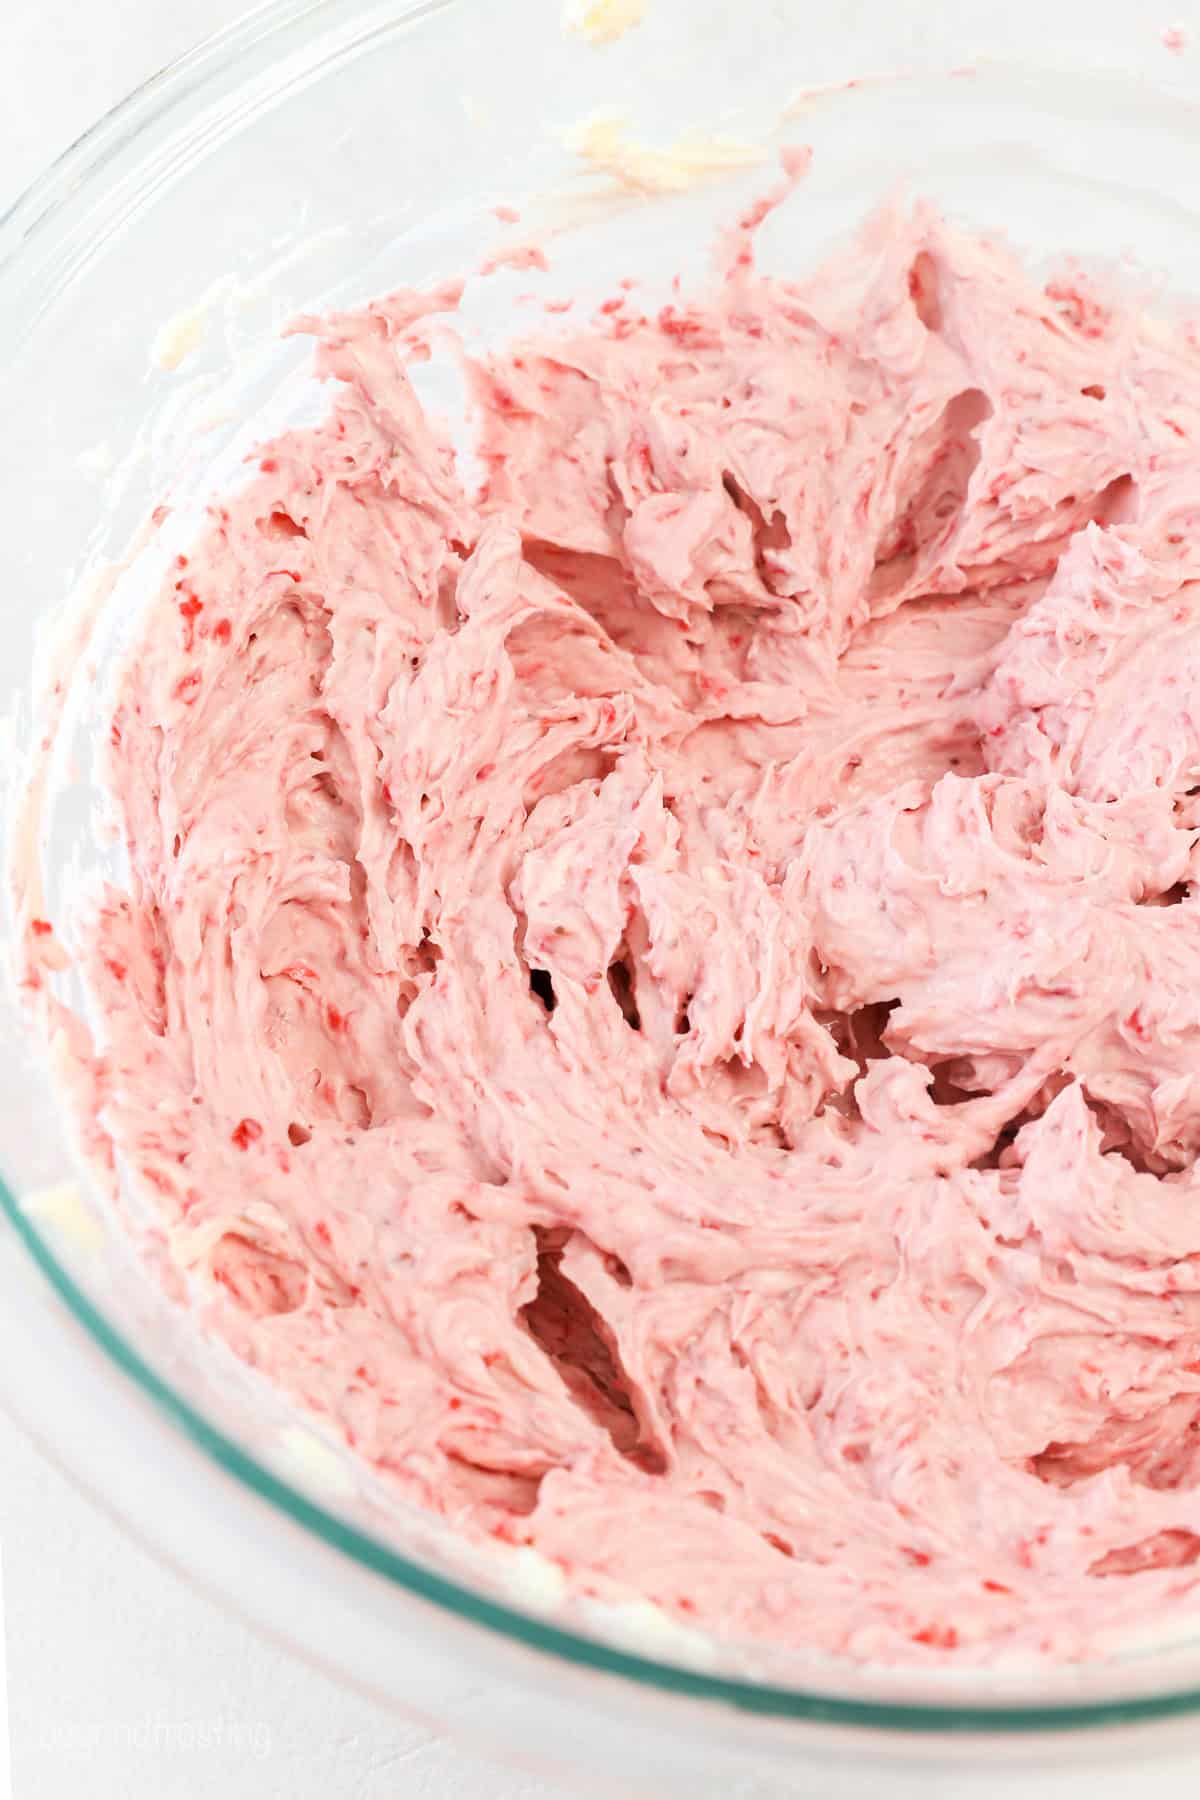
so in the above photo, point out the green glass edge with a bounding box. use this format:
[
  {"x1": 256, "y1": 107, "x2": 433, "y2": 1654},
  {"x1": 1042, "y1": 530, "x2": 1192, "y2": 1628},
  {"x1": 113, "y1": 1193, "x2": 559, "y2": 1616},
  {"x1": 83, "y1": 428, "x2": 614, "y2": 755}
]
[{"x1": 7, "y1": 0, "x2": 1200, "y2": 1737}]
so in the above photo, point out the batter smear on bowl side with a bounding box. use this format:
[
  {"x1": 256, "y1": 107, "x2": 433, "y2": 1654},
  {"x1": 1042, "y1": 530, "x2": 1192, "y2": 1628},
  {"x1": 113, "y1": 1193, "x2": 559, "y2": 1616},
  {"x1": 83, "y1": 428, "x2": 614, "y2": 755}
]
[{"x1": 33, "y1": 172, "x2": 1200, "y2": 1662}]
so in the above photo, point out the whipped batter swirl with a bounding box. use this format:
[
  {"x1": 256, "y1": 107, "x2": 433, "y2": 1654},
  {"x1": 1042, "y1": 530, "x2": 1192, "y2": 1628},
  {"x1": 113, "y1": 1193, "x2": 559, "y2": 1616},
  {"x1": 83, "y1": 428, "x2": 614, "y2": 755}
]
[{"x1": 46, "y1": 189, "x2": 1200, "y2": 1661}]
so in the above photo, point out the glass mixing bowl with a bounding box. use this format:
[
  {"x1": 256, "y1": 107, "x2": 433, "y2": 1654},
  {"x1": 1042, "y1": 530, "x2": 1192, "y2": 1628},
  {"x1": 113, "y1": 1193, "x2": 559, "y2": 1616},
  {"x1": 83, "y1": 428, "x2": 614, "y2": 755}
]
[{"x1": 7, "y1": 1, "x2": 1200, "y2": 1791}]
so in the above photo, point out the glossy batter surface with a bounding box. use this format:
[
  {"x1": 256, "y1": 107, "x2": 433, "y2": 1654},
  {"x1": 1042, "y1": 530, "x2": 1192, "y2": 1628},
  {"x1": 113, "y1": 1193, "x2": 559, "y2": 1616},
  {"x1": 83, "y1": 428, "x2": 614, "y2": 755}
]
[{"x1": 58, "y1": 191, "x2": 1200, "y2": 1660}]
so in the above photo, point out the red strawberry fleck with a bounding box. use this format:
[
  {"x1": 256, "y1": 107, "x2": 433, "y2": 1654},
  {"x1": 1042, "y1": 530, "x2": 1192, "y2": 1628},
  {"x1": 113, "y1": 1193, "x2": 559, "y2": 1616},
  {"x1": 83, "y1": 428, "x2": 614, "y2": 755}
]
[
  {"x1": 231, "y1": 1118, "x2": 262, "y2": 1150},
  {"x1": 178, "y1": 592, "x2": 203, "y2": 649},
  {"x1": 30, "y1": 918, "x2": 53, "y2": 937},
  {"x1": 912, "y1": 1624, "x2": 958, "y2": 1649}
]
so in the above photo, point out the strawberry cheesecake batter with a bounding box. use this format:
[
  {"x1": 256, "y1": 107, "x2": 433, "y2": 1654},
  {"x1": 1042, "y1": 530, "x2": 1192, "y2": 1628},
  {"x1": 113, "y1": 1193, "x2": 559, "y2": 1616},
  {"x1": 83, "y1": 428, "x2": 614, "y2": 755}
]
[{"x1": 35, "y1": 182, "x2": 1200, "y2": 1662}]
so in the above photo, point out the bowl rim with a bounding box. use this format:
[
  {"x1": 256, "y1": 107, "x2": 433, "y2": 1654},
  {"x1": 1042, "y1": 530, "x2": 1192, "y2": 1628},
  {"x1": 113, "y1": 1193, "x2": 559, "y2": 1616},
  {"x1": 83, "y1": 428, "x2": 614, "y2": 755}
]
[{"x1": 8, "y1": 0, "x2": 1200, "y2": 1733}]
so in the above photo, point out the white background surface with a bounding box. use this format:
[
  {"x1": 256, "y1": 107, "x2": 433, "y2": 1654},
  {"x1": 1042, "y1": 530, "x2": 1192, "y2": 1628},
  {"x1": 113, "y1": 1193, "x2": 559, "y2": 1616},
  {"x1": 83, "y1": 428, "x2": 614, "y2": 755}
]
[
  {"x1": 0, "y1": 17, "x2": 561, "y2": 1800},
  {"x1": 8, "y1": 5, "x2": 1200, "y2": 1800}
]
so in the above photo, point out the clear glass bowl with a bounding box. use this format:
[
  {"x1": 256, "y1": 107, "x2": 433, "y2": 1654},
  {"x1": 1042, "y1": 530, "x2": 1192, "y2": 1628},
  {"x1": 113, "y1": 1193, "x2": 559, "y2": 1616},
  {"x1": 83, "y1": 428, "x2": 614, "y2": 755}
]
[{"x1": 8, "y1": 1, "x2": 1200, "y2": 1789}]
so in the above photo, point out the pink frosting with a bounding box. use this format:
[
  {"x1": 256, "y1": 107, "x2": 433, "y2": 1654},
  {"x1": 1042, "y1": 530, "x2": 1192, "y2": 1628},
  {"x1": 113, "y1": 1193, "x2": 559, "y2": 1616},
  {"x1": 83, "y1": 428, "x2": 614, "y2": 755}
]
[{"x1": 39, "y1": 186, "x2": 1200, "y2": 1662}]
